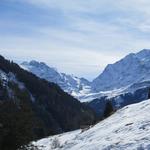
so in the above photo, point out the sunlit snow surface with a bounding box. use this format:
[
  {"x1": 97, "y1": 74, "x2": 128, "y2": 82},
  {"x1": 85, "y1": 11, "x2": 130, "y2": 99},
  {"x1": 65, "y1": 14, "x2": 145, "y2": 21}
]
[{"x1": 32, "y1": 99, "x2": 150, "y2": 150}]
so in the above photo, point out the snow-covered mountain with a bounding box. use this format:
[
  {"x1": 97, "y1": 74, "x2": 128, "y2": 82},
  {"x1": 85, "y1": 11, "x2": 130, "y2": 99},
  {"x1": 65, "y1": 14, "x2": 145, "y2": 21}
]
[
  {"x1": 32, "y1": 99, "x2": 150, "y2": 150},
  {"x1": 83, "y1": 49, "x2": 150, "y2": 115},
  {"x1": 20, "y1": 49, "x2": 150, "y2": 104},
  {"x1": 21, "y1": 61, "x2": 91, "y2": 99},
  {"x1": 92, "y1": 49, "x2": 150, "y2": 92},
  {"x1": 72, "y1": 49, "x2": 150, "y2": 103}
]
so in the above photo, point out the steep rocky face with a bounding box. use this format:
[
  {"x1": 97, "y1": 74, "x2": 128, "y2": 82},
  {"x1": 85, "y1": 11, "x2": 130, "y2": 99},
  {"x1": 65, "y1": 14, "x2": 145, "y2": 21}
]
[{"x1": 92, "y1": 49, "x2": 150, "y2": 92}]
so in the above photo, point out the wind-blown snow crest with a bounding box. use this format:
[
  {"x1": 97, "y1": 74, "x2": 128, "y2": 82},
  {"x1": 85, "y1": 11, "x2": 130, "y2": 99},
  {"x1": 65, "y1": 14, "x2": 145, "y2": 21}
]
[{"x1": 32, "y1": 99, "x2": 150, "y2": 150}]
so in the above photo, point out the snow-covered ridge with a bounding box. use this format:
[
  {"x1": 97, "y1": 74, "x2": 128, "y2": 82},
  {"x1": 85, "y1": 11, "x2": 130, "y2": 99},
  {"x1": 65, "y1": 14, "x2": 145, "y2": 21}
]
[
  {"x1": 20, "y1": 60, "x2": 91, "y2": 100},
  {"x1": 32, "y1": 99, "x2": 150, "y2": 150}
]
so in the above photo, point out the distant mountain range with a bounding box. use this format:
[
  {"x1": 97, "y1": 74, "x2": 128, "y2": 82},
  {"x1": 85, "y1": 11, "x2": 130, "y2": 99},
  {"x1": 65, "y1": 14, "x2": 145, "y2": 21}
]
[
  {"x1": 20, "y1": 49, "x2": 150, "y2": 116},
  {"x1": 21, "y1": 49, "x2": 150, "y2": 99}
]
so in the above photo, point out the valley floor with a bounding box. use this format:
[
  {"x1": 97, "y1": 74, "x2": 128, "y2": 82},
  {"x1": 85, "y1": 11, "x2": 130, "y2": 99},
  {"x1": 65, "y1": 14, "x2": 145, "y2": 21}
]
[{"x1": 32, "y1": 99, "x2": 150, "y2": 150}]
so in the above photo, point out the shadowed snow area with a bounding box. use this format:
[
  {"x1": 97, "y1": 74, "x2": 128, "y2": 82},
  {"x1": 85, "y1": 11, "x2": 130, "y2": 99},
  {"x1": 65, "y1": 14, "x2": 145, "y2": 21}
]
[{"x1": 33, "y1": 99, "x2": 150, "y2": 150}]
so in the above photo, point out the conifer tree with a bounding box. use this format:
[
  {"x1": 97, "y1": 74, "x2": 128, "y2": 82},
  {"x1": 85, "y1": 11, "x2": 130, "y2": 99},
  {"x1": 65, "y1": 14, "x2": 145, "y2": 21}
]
[{"x1": 104, "y1": 101, "x2": 114, "y2": 118}]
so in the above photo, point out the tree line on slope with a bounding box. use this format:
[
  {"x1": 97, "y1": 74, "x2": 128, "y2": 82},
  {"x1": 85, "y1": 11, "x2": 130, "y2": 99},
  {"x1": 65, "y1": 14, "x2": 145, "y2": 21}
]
[{"x1": 0, "y1": 55, "x2": 97, "y2": 150}]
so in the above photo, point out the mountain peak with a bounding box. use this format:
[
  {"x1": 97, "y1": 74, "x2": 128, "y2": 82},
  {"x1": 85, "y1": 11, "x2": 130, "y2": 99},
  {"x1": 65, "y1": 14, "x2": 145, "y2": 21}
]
[
  {"x1": 29, "y1": 60, "x2": 39, "y2": 66},
  {"x1": 136, "y1": 49, "x2": 150, "y2": 60},
  {"x1": 20, "y1": 61, "x2": 91, "y2": 101},
  {"x1": 22, "y1": 60, "x2": 57, "y2": 71},
  {"x1": 137, "y1": 49, "x2": 150, "y2": 54}
]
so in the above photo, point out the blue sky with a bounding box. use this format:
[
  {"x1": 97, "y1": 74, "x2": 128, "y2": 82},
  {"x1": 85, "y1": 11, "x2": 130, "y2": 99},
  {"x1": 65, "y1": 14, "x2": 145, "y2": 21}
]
[{"x1": 1, "y1": 0, "x2": 150, "y2": 80}]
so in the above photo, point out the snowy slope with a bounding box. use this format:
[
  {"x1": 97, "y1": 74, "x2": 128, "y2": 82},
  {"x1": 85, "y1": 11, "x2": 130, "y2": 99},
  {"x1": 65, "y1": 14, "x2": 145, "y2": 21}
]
[
  {"x1": 92, "y1": 49, "x2": 150, "y2": 92},
  {"x1": 20, "y1": 61, "x2": 91, "y2": 99},
  {"x1": 32, "y1": 99, "x2": 150, "y2": 150}
]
